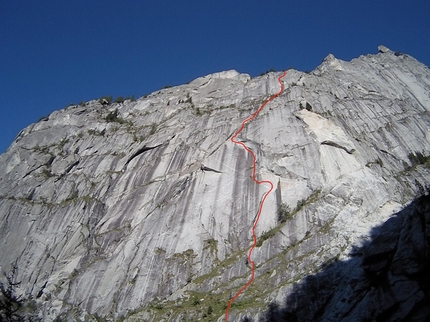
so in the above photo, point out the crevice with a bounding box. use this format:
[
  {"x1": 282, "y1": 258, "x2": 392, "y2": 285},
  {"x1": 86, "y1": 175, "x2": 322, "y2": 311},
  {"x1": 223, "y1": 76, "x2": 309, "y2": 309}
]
[
  {"x1": 64, "y1": 160, "x2": 80, "y2": 174},
  {"x1": 124, "y1": 143, "x2": 164, "y2": 168},
  {"x1": 23, "y1": 164, "x2": 45, "y2": 178},
  {"x1": 23, "y1": 156, "x2": 56, "y2": 179},
  {"x1": 380, "y1": 149, "x2": 402, "y2": 162},
  {"x1": 36, "y1": 281, "x2": 48, "y2": 299},
  {"x1": 200, "y1": 164, "x2": 223, "y2": 174},
  {"x1": 321, "y1": 140, "x2": 355, "y2": 154},
  {"x1": 55, "y1": 160, "x2": 81, "y2": 182}
]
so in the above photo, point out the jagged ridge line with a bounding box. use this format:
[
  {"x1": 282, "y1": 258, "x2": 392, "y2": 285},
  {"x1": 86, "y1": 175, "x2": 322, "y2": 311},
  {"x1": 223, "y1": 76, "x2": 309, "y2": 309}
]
[{"x1": 226, "y1": 71, "x2": 287, "y2": 321}]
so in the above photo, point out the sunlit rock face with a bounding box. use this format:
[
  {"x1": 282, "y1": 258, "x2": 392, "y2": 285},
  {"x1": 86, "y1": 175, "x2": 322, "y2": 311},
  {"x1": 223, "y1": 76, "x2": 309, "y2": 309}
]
[{"x1": 1, "y1": 47, "x2": 430, "y2": 321}]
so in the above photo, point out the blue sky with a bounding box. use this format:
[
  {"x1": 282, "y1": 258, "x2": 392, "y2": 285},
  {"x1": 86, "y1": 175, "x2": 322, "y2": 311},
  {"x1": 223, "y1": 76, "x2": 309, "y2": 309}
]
[{"x1": 1, "y1": 0, "x2": 429, "y2": 153}]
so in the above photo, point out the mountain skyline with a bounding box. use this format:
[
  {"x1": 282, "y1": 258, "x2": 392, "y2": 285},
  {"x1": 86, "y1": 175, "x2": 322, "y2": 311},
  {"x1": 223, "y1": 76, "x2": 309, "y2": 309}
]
[
  {"x1": 1, "y1": 45, "x2": 429, "y2": 320},
  {"x1": 1, "y1": 0, "x2": 429, "y2": 153}
]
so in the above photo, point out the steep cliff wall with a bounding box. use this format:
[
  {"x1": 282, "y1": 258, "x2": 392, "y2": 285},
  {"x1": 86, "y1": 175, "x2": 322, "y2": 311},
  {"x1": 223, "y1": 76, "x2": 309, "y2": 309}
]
[{"x1": 1, "y1": 47, "x2": 430, "y2": 321}]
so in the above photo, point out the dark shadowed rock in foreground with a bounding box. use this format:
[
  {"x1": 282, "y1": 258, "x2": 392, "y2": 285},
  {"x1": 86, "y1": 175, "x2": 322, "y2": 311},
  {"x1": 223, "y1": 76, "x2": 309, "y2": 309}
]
[{"x1": 260, "y1": 194, "x2": 430, "y2": 322}]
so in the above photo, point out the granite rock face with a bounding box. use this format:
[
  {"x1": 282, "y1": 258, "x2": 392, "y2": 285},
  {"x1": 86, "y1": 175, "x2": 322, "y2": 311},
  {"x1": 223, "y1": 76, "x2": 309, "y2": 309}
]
[{"x1": 1, "y1": 47, "x2": 430, "y2": 321}]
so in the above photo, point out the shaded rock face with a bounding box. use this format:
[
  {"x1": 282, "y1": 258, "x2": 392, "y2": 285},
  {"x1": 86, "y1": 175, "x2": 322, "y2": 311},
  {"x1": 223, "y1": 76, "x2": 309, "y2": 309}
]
[
  {"x1": 0, "y1": 49, "x2": 430, "y2": 321},
  {"x1": 262, "y1": 194, "x2": 430, "y2": 322}
]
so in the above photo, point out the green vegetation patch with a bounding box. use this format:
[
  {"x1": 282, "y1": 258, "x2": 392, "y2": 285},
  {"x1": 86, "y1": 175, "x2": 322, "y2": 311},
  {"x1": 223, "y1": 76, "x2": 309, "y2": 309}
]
[
  {"x1": 258, "y1": 190, "x2": 322, "y2": 247},
  {"x1": 105, "y1": 109, "x2": 132, "y2": 125},
  {"x1": 408, "y1": 151, "x2": 430, "y2": 168}
]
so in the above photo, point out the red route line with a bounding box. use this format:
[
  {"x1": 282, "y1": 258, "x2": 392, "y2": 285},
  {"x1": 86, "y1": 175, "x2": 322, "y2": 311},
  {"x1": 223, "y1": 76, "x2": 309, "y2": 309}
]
[{"x1": 226, "y1": 70, "x2": 286, "y2": 321}]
